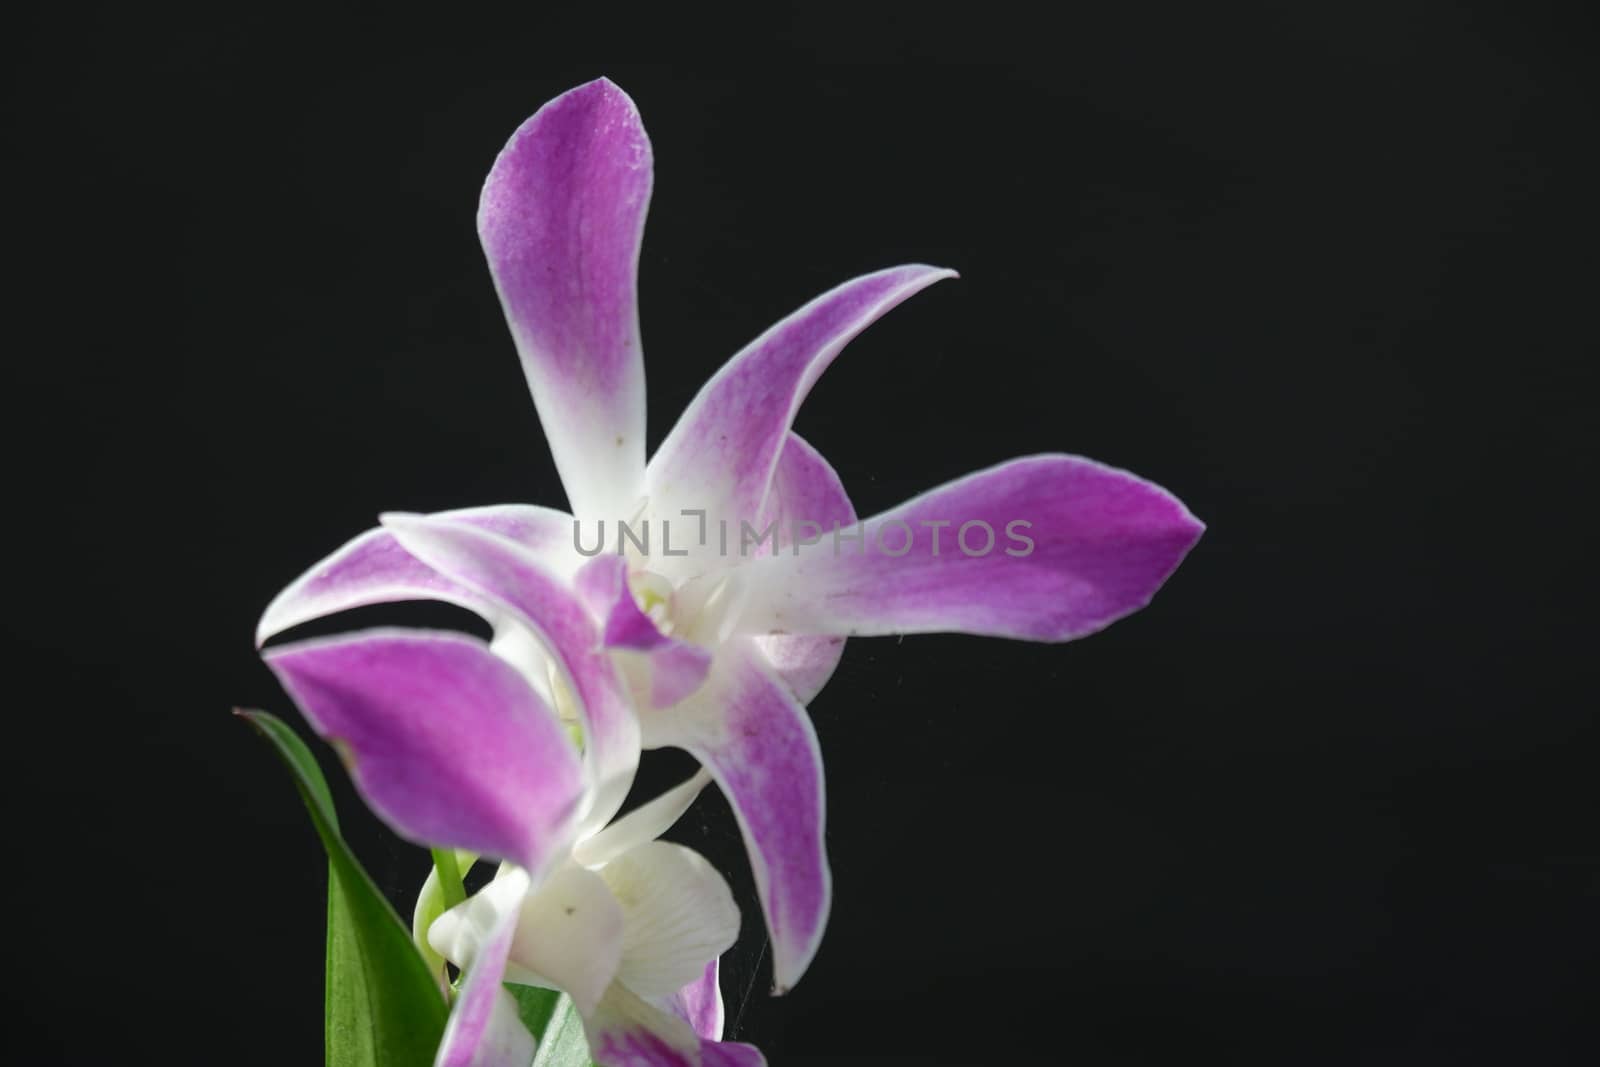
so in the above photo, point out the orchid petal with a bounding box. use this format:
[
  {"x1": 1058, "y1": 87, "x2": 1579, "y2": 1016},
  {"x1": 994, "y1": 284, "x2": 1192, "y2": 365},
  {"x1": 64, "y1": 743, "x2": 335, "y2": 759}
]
[
  {"x1": 659, "y1": 961, "x2": 724, "y2": 1042},
  {"x1": 644, "y1": 265, "x2": 955, "y2": 562},
  {"x1": 434, "y1": 870, "x2": 534, "y2": 1067},
  {"x1": 508, "y1": 865, "x2": 626, "y2": 1017},
  {"x1": 574, "y1": 770, "x2": 712, "y2": 869},
  {"x1": 748, "y1": 632, "x2": 844, "y2": 710},
  {"x1": 749, "y1": 433, "x2": 854, "y2": 703},
  {"x1": 256, "y1": 504, "x2": 572, "y2": 646},
  {"x1": 646, "y1": 641, "x2": 828, "y2": 994},
  {"x1": 575, "y1": 556, "x2": 713, "y2": 708},
  {"x1": 588, "y1": 984, "x2": 765, "y2": 1067},
  {"x1": 587, "y1": 985, "x2": 699, "y2": 1066},
  {"x1": 429, "y1": 865, "x2": 625, "y2": 1020},
  {"x1": 480, "y1": 77, "x2": 651, "y2": 523},
  {"x1": 601, "y1": 842, "x2": 740, "y2": 999},
  {"x1": 429, "y1": 868, "x2": 532, "y2": 974},
  {"x1": 699, "y1": 1042, "x2": 766, "y2": 1067},
  {"x1": 632, "y1": 642, "x2": 716, "y2": 711},
  {"x1": 737, "y1": 454, "x2": 1204, "y2": 642},
  {"x1": 265, "y1": 630, "x2": 583, "y2": 873},
  {"x1": 382, "y1": 513, "x2": 642, "y2": 834}
]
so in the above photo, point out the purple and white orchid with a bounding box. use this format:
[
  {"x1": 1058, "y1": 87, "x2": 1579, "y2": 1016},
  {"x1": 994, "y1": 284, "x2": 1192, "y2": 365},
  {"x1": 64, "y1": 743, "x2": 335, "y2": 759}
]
[
  {"x1": 258, "y1": 76, "x2": 1202, "y2": 1066},
  {"x1": 267, "y1": 627, "x2": 758, "y2": 1065}
]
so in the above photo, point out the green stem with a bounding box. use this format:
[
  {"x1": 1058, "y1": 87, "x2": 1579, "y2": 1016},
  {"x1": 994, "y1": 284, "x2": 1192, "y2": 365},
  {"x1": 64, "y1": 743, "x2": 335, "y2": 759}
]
[{"x1": 431, "y1": 848, "x2": 466, "y2": 909}]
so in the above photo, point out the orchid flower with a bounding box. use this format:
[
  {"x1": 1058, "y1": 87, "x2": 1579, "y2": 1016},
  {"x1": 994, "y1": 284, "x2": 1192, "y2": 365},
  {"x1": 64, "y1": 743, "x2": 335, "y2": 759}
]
[
  {"x1": 258, "y1": 76, "x2": 1203, "y2": 997},
  {"x1": 266, "y1": 629, "x2": 762, "y2": 1067}
]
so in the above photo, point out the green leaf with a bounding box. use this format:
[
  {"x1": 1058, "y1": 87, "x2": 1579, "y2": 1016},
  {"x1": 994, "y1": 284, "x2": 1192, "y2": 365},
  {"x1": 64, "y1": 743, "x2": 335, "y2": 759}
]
[
  {"x1": 508, "y1": 986, "x2": 595, "y2": 1067},
  {"x1": 239, "y1": 709, "x2": 449, "y2": 1067}
]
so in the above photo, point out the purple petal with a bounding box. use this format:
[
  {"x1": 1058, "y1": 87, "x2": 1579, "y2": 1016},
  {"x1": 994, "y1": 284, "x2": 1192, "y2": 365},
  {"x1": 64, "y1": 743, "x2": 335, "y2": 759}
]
[
  {"x1": 737, "y1": 454, "x2": 1204, "y2": 642},
  {"x1": 265, "y1": 630, "x2": 583, "y2": 872},
  {"x1": 382, "y1": 514, "x2": 641, "y2": 833},
  {"x1": 587, "y1": 986, "x2": 698, "y2": 1067},
  {"x1": 647, "y1": 640, "x2": 828, "y2": 994},
  {"x1": 256, "y1": 504, "x2": 572, "y2": 646},
  {"x1": 749, "y1": 433, "x2": 854, "y2": 703},
  {"x1": 748, "y1": 632, "x2": 844, "y2": 709},
  {"x1": 660, "y1": 960, "x2": 723, "y2": 1041},
  {"x1": 435, "y1": 891, "x2": 533, "y2": 1067},
  {"x1": 480, "y1": 78, "x2": 651, "y2": 522},
  {"x1": 591, "y1": 1030, "x2": 692, "y2": 1067},
  {"x1": 699, "y1": 1042, "x2": 766, "y2": 1067},
  {"x1": 587, "y1": 985, "x2": 765, "y2": 1067},
  {"x1": 575, "y1": 556, "x2": 712, "y2": 708},
  {"x1": 638, "y1": 642, "x2": 714, "y2": 710},
  {"x1": 645, "y1": 265, "x2": 955, "y2": 546}
]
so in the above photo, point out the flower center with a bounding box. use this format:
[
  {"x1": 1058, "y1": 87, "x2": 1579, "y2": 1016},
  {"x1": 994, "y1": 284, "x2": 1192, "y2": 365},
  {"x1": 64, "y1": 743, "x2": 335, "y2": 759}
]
[
  {"x1": 627, "y1": 566, "x2": 747, "y2": 648},
  {"x1": 628, "y1": 570, "x2": 677, "y2": 633}
]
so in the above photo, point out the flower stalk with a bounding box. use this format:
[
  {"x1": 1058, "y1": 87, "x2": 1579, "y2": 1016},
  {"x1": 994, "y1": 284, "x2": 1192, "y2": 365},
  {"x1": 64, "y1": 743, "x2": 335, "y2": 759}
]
[{"x1": 430, "y1": 847, "x2": 467, "y2": 910}]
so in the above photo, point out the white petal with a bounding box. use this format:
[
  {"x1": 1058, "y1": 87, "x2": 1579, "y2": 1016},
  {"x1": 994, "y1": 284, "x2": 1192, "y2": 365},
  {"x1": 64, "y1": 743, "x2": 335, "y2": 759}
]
[
  {"x1": 573, "y1": 771, "x2": 712, "y2": 869},
  {"x1": 507, "y1": 864, "x2": 624, "y2": 1017},
  {"x1": 601, "y1": 842, "x2": 740, "y2": 998},
  {"x1": 428, "y1": 867, "x2": 532, "y2": 974}
]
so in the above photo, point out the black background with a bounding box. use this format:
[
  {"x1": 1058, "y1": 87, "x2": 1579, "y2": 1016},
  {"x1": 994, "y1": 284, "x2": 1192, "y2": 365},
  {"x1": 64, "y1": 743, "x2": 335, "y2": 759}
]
[{"x1": 11, "y1": 4, "x2": 1595, "y2": 1064}]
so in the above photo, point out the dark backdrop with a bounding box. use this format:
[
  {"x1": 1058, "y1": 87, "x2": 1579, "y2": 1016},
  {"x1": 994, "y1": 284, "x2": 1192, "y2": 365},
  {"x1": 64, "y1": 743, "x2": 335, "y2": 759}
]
[{"x1": 11, "y1": 4, "x2": 1594, "y2": 1065}]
